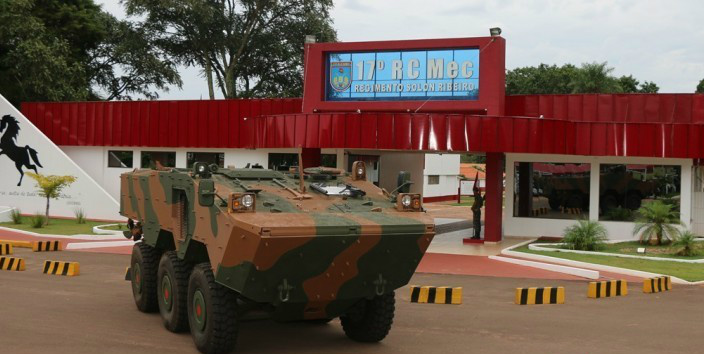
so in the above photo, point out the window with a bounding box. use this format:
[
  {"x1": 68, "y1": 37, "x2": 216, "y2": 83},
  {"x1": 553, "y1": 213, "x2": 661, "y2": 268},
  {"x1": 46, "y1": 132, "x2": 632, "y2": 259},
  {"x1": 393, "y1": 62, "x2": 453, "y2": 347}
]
[
  {"x1": 187, "y1": 152, "x2": 224, "y2": 168},
  {"x1": 599, "y1": 164, "x2": 681, "y2": 222},
  {"x1": 141, "y1": 151, "x2": 176, "y2": 169},
  {"x1": 513, "y1": 162, "x2": 591, "y2": 219},
  {"x1": 321, "y1": 154, "x2": 338, "y2": 168},
  {"x1": 108, "y1": 150, "x2": 133, "y2": 168},
  {"x1": 268, "y1": 153, "x2": 298, "y2": 171},
  {"x1": 428, "y1": 175, "x2": 440, "y2": 185}
]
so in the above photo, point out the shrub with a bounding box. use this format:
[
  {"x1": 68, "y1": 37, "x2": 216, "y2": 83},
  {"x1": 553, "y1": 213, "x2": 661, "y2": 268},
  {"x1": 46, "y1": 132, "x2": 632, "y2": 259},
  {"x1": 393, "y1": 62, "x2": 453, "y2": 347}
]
[
  {"x1": 562, "y1": 219, "x2": 608, "y2": 251},
  {"x1": 74, "y1": 208, "x2": 86, "y2": 224},
  {"x1": 604, "y1": 207, "x2": 633, "y2": 221},
  {"x1": 633, "y1": 200, "x2": 682, "y2": 245},
  {"x1": 10, "y1": 208, "x2": 22, "y2": 224},
  {"x1": 30, "y1": 213, "x2": 45, "y2": 229},
  {"x1": 671, "y1": 231, "x2": 699, "y2": 257}
]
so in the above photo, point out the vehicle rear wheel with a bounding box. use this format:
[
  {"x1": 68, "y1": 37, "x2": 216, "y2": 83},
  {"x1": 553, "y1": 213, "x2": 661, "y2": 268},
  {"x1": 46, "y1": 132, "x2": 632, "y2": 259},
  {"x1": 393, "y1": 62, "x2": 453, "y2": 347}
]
[
  {"x1": 187, "y1": 263, "x2": 238, "y2": 354},
  {"x1": 600, "y1": 193, "x2": 619, "y2": 212},
  {"x1": 158, "y1": 251, "x2": 191, "y2": 332},
  {"x1": 131, "y1": 242, "x2": 160, "y2": 313},
  {"x1": 625, "y1": 192, "x2": 642, "y2": 210},
  {"x1": 340, "y1": 292, "x2": 395, "y2": 343}
]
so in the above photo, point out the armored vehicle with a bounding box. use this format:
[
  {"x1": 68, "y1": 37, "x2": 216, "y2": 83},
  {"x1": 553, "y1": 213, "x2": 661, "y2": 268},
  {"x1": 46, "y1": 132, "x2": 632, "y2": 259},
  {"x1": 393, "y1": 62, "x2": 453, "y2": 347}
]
[
  {"x1": 121, "y1": 161, "x2": 435, "y2": 354},
  {"x1": 539, "y1": 165, "x2": 656, "y2": 212}
]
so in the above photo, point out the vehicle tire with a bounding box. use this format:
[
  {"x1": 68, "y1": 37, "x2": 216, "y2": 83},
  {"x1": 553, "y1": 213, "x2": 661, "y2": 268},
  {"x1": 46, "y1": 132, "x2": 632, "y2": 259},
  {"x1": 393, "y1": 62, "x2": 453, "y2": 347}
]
[
  {"x1": 548, "y1": 195, "x2": 561, "y2": 210},
  {"x1": 187, "y1": 263, "x2": 238, "y2": 354},
  {"x1": 158, "y1": 251, "x2": 191, "y2": 332},
  {"x1": 340, "y1": 292, "x2": 395, "y2": 343},
  {"x1": 131, "y1": 242, "x2": 160, "y2": 313},
  {"x1": 600, "y1": 193, "x2": 619, "y2": 212},
  {"x1": 625, "y1": 192, "x2": 642, "y2": 210},
  {"x1": 565, "y1": 193, "x2": 584, "y2": 209}
]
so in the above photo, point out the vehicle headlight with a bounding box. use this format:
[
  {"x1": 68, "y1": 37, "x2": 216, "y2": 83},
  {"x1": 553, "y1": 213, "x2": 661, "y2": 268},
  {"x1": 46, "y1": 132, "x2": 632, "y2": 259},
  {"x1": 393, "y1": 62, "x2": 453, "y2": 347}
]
[
  {"x1": 401, "y1": 194, "x2": 412, "y2": 207},
  {"x1": 357, "y1": 167, "x2": 364, "y2": 175},
  {"x1": 241, "y1": 194, "x2": 254, "y2": 208}
]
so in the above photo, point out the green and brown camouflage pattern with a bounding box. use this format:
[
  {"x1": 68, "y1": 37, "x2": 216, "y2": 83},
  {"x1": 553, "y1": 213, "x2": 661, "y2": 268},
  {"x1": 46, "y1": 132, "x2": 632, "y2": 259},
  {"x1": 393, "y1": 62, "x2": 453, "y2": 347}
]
[{"x1": 120, "y1": 166, "x2": 435, "y2": 321}]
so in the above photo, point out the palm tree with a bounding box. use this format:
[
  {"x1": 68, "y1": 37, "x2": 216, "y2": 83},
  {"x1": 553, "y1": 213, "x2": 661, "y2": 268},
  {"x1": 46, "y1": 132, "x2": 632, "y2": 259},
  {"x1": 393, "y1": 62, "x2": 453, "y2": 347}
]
[
  {"x1": 671, "y1": 231, "x2": 699, "y2": 257},
  {"x1": 563, "y1": 219, "x2": 608, "y2": 251},
  {"x1": 633, "y1": 201, "x2": 682, "y2": 245}
]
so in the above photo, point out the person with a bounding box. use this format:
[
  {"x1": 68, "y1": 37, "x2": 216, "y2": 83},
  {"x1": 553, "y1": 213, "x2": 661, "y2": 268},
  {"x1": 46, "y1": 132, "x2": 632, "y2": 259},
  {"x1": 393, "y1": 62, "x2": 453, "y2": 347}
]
[{"x1": 471, "y1": 185, "x2": 484, "y2": 239}]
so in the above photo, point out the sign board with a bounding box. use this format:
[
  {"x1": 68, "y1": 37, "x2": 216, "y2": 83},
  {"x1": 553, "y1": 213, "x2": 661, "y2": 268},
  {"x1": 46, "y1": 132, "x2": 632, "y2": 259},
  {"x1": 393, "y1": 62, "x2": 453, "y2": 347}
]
[
  {"x1": 326, "y1": 48, "x2": 479, "y2": 101},
  {"x1": 302, "y1": 36, "x2": 505, "y2": 114},
  {"x1": 0, "y1": 95, "x2": 121, "y2": 220}
]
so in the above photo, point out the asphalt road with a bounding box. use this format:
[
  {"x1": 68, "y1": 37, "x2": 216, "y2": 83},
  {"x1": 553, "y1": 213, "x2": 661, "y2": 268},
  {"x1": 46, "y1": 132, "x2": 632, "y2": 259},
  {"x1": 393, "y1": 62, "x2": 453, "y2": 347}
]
[{"x1": 1, "y1": 248, "x2": 702, "y2": 354}]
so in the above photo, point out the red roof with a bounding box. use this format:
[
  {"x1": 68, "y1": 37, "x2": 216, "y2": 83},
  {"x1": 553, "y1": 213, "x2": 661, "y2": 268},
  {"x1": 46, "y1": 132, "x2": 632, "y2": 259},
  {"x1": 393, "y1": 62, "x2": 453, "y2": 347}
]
[{"x1": 20, "y1": 94, "x2": 704, "y2": 159}]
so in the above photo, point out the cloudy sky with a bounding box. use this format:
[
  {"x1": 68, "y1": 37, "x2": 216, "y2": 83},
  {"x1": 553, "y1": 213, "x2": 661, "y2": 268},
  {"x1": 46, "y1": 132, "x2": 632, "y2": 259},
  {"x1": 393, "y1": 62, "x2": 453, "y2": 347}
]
[{"x1": 97, "y1": 0, "x2": 704, "y2": 99}]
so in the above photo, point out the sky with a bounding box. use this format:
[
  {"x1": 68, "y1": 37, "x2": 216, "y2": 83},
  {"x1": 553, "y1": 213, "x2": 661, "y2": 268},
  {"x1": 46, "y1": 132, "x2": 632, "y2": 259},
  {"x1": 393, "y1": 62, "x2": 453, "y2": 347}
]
[{"x1": 96, "y1": 0, "x2": 704, "y2": 100}]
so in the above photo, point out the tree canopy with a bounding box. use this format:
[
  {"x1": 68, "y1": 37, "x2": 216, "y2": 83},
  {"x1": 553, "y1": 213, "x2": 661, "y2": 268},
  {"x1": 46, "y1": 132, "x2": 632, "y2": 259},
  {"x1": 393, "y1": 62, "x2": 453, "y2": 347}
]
[
  {"x1": 697, "y1": 78, "x2": 704, "y2": 94},
  {"x1": 0, "y1": 0, "x2": 181, "y2": 106},
  {"x1": 125, "y1": 0, "x2": 337, "y2": 99},
  {"x1": 506, "y1": 61, "x2": 660, "y2": 95}
]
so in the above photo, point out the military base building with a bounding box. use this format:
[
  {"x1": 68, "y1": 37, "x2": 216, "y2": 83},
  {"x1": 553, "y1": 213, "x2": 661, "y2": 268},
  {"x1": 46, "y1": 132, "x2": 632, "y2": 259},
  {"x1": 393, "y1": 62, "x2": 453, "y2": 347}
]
[{"x1": 3, "y1": 34, "x2": 704, "y2": 243}]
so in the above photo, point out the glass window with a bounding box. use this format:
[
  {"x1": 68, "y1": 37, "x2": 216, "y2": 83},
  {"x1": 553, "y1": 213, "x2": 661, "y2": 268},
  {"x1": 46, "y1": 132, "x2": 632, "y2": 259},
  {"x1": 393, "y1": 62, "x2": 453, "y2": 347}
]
[
  {"x1": 141, "y1": 151, "x2": 176, "y2": 169},
  {"x1": 428, "y1": 175, "x2": 440, "y2": 185},
  {"x1": 108, "y1": 150, "x2": 133, "y2": 168},
  {"x1": 513, "y1": 162, "x2": 591, "y2": 219},
  {"x1": 599, "y1": 164, "x2": 681, "y2": 222},
  {"x1": 321, "y1": 154, "x2": 337, "y2": 168},
  {"x1": 187, "y1": 152, "x2": 224, "y2": 168},
  {"x1": 268, "y1": 153, "x2": 298, "y2": 171}
]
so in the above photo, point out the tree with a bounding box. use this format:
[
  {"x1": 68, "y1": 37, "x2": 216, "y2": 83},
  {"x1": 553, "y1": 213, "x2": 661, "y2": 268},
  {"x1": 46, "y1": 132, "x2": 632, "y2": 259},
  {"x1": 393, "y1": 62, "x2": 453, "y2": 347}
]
[
  {"x1": 697, "y1": 78, "x2": 704, "y2": 93},
  {"x1": 506, "y1": 64, "x2": 578, "y2": 95},
  {"x1": 671, "y1": 230, "x2": 699, "y2": 257},
  {"x1": 125, "y1": 0, "x2": 337, "y2": 99},
  {"x1": 638, "y1": 81, "x2": 659, "y2": 93},
  {"x1": 633, "y1": 200, "x2": 682, "y2": 245},
  {"x1": 25, "y1": 173, "x2": 76, "y2": 225},
  {"x1": 617, "y1": 75, "x2": 639, "y2": 93},
  {"x1": 570, "y1": 62, "x2": 622, "y2": 93},
  {"x1": 0, "y1": 0, "x2": 181, "y2": 106}
]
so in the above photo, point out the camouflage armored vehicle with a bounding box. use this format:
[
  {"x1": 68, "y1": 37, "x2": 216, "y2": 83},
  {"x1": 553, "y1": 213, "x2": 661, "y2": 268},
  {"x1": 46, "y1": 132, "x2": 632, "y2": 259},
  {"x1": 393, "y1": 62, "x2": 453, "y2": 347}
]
[
  {"x1": 539, "y1": 165, "x2": 656, "y2": 211},
  {"x1": 121, "y1": 161, "x2": 435, "y2": 354}
]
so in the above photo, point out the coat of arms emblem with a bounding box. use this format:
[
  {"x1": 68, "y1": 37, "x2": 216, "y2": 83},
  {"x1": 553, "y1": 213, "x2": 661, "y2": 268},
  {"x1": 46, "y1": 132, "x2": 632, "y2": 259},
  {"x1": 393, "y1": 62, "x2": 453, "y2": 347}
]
[{"x1": 330, "y1": 61, "x2": 352, "y2": 92}]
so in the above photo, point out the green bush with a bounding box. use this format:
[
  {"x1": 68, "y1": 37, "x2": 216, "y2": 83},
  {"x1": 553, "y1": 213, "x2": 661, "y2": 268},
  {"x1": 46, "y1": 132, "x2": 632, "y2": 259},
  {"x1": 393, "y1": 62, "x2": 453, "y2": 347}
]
[
  {"x1": 562, "y1": 219, "x2": 608, "y2": 251},
  {"x1": 633, "y1": 200, "x2": 682, "y2": 245},
  {"x1": 74, "y1": 208, "x2": 86, "y2": 224},
  {"x1": 604, "y1": 207, "x2": 633, "y2": 221},
  {"x1": 671, "y1": 231, "x2": 699, "y2": 257},
  {"x1": 30, "y1": 213, "x2": 45, "y2": 229},
  {"x1": 10, "y1": 208, "x2": 23, "y2": 224}
]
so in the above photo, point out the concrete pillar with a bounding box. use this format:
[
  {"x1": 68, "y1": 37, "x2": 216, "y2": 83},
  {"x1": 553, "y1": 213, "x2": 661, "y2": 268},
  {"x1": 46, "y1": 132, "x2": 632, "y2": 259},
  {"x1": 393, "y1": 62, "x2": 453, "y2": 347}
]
[{"x1": 484, "y1": 152, "x2": 504, "y2": 242}]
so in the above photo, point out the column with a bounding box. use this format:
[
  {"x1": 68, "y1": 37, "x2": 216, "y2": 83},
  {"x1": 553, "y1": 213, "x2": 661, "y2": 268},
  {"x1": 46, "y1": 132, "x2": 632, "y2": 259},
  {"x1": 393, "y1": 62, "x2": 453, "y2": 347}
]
[{"x1": 484, "y1": 152, "x2": 504, "y2": 243}]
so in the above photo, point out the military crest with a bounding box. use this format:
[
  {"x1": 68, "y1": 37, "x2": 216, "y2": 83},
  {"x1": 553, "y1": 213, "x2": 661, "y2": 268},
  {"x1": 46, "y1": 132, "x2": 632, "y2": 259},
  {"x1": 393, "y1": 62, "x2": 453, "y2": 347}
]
[{"x1": 330, "y1": 61, "x2": 352, "y2": 92}]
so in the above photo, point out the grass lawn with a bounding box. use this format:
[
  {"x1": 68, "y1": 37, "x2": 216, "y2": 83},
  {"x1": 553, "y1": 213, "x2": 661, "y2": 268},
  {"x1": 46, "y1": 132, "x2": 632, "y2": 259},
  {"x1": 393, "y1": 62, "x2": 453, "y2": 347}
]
[
  {"x1": 514, "y1": 244, "x2": 704, "y2": 282},
  {"x1": 539, "y1": 241, "x2": 704, "y2": 260},
  {"x1": 0, "y1": 218, "x2": 107, "y2": 235}
]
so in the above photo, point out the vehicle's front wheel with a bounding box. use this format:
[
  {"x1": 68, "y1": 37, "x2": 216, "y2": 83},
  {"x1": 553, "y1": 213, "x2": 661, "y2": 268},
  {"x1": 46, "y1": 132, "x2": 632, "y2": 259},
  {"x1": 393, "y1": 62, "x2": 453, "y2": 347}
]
[
  {"x1": 340, "y1": 292, "x2": 395, "y2": 343},
  {"x1": 187, "y1": 263, "x2": 238, "y2": 354},
  {"x1": 158, "y1": 251, "x2": 191, "y2": 332},
  {"x1": 131, "y1": 242, "x2": 160, "y2": 313}
]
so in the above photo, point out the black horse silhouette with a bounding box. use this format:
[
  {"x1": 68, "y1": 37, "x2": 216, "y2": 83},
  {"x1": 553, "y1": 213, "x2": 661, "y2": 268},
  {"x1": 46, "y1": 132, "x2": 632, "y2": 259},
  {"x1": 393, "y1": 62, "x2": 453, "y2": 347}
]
[{"x1": 0, "y1": 114, "x2": 43, "y2": 186}]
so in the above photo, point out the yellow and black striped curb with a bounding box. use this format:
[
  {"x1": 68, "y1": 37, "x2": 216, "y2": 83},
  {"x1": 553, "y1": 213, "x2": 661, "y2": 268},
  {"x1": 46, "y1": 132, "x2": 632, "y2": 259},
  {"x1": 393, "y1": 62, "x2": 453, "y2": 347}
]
[
  {"x1": 560, "y1": 207, "x2": 582, "y2": 215},
  {"x1": 643, "y1": 276, "x2": 671, "y2": 293},
  {"x1": 0, "y1": 256, "x2": 25, "y2": 271},
  {"x1": 515, "y1": 287, "x2": 565, "y2": 305},
  {"x1": 410, "y1": 286, "x2": 462, "y2": 304},
  {"x1": 43, "y1": 260, "x2": 80, "y2": 276},
  {"x1": 32, "y1": 240, "x2": 62, "y2": 252},
  {"x1": 0, "y1": 240, "x2": 32, "y2": 248},
  {"x1": 588, "y1": 280, "x2": 628, "y2": 298},
  {"x1": 531, "y1": 208, "x2": 549, "y2": 216},
  {"x1": 0, "y1": 243, "x2": 12, "y2": 255}
]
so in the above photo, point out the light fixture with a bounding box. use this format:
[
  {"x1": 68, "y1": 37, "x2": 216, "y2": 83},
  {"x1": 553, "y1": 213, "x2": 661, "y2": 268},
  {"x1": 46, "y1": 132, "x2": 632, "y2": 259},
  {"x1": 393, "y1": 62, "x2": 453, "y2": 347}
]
[
  {"x1": 401, "y1": 195, "x2": 412, "y2": 207},
  {"x1": 241, "y1": 194, "x2": 254, "y2": 208},
  {"x1": 489, "y1": 27, "x2": 502, "y2": 37}
]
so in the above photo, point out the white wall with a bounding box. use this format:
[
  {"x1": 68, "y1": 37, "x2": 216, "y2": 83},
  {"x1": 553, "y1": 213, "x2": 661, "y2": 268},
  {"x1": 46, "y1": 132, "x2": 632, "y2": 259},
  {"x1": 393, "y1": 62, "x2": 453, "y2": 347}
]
[
  {"x1": 423, "y1": 154, "x2": 460, "y2": 198},
  {"x1": 0, "y1": 95, "x2": 121, "y2": 220},
  {"x1": 504, "y1": 153, "x2": 693, "y2": 241}
]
